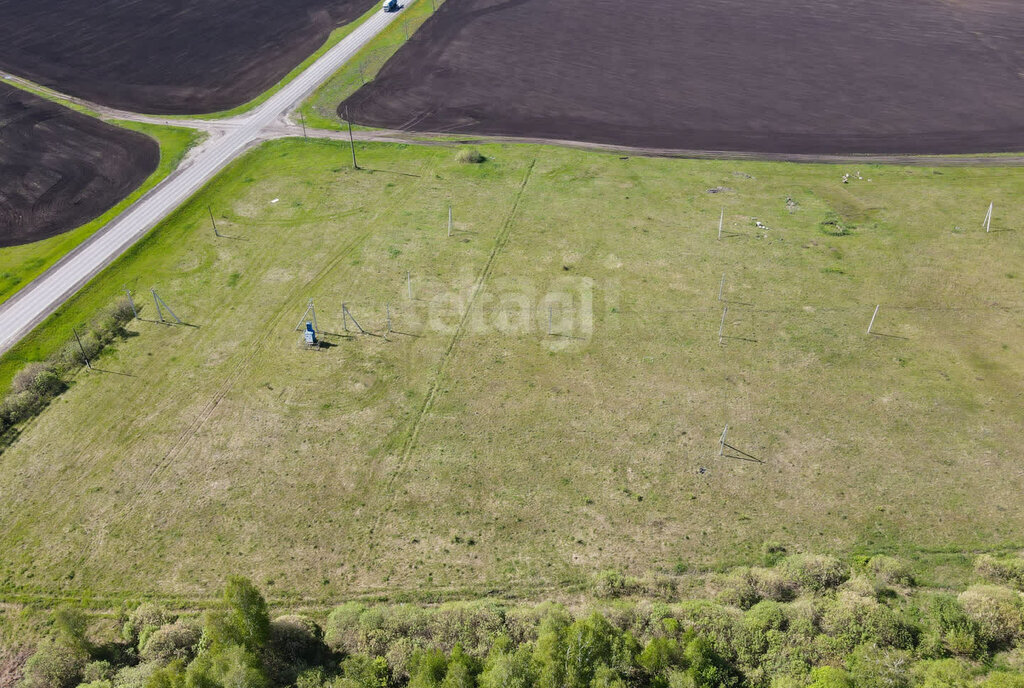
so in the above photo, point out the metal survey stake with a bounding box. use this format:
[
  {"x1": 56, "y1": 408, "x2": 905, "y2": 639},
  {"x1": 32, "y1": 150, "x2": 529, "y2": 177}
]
[{"x1": 867, "y1": 304, "x2": 880, "y2": 335}]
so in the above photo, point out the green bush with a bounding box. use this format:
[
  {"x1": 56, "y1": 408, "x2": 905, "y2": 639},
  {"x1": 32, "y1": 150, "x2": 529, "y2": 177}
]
[
  {"x1": 958, "y1": 586, "x2": 1024, "y2": 647},
  {"x1": 846, "y1": 644, "x2": 911, "y2": 688},
  {"x1": 910, "y1": 658, "x2": 974, "y2": 688},
  {"x1": 868, "y1": 556, "x2": 914, "y2": 586},
  {"x1": 122, "y1": 604, "x2": 170, "y2": 647},
  {"x1": 324, "y1": 602, "x2": 367, "y2": 653},
  {"x1": 138, "y1": 621, "x2": 201, "y2": 664},
  {"x1": 186, "y1": 645, "x2": 267, "y2": 688},
  {"x1": 81, "y1": 661, "x2": 114, "y2": 683},
  {"x1": 806, "y1": 666, "x2": 853, "y2": 688},
  {"x1": 11, "y1": 363, "x2": 48, "y2": 394},
  {"x1": 593, "y1": 570, "x2": 641, "y2": 599},
  {"x1": 20, "y1": 641, "x2": 87, "y2": 688},
  {"x1": 982, "y1": 672, "x2": 1024, "y2": 688},
  {"x1": 922, "y1": 595, "x2": 985, "y2": 659},
  {"x1": 781, "y1": 555, "x2": 849, "y2": 593},
  {"x1": 426, "y1": 602, "x2": 505, "y2": 656},
  {"x1": 455, "y1": 149, "x2": 485, "y2": 164},
  {"x1": 479, "y1": 642, "x2": 535, "y2": 688},
  {"x1": 265, "y1": 615, "x2": 328, "y2": 685},
  {"x1": 110, "y1": 661, "x2": 159, "y2": 688},
  {"x1": 977, "y1": 555, "x2": 1024, "y2": 591},
  {"x1": 340, "y1": 654, "x2": 390, "y2": 688}
]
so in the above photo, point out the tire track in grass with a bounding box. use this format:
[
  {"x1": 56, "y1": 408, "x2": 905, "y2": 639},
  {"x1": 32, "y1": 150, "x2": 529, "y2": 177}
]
[{"x1": 363, "y1": 158, "x2": 536, "y2": 555}]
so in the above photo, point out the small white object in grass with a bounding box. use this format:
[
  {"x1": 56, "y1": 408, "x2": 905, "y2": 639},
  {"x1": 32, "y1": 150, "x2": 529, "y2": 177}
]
[{"x1": 270, "y1": 198, "x2": 279, "y2": 204}]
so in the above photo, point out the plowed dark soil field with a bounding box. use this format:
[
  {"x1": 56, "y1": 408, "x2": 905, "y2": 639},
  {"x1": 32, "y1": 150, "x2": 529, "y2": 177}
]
[
  {"x1": 342, "y1": 0, "x2": 1024, "y2": 154},
  {"x1": 0, "y1": 84, "x2": 158, "y2": 247},
  {"x1": 0, "y1": 0, "x2": 375, "y2": 114}
]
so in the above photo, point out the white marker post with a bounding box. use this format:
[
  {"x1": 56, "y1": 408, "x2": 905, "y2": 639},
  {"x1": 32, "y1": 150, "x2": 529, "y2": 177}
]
[
  {"x1": 984, "y1": 202, "x2": 993, "y2": 232},
  {"x1": 867, "y1": 304, "x2": 880, "y2": 335},
  {"x1": 447, "y1": 205, "x2": 453, "y2": 237},
  {"x1": 718, "y1": 208, "x2": 724, "y2": 240},
  {"x1": 719, "y1": 425, "x2": 728, "y2": 457},
  {"x1": 718, "y1": 305, "x2": 728, "y2": 344}
]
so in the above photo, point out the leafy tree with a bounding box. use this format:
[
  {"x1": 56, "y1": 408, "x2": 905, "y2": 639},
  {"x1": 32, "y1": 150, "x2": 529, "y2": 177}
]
[
  {"x1": 408, "y1": 649, "x2": 448, "y2": 688},
  {"x1": 638, "y1": 636, "x2": 684, "y2": 678},
  {"x1": 440, "y1": 646, "x2": 480, "y2": 688},
  {"x1": 533, "y1": 609, "x2": 570, "y2": 688},
  {"x1": 479, "y1": 642, "x2": 535, "y2": 688},
  {"x1": 683, "y1": 637, "x2": 738, "y2": 688},
  {"x1": 563, "y1": 613, "x2": 619, "y2": 688},
  {"x1": 53, "y1": 607, "x2": 91, "y2": 655},
  {"x1": 185, "y1": 645, "x2": 267, "y2": 688},
  {"x1": 205, "y1": 577, "x2": 271, "y2": 655},
  {"x1": 340, "y1": 654, "x2": 390, "y2": 688},
  {"x1": 145, "y1": 660, "x2": 187, "y2": 688}
]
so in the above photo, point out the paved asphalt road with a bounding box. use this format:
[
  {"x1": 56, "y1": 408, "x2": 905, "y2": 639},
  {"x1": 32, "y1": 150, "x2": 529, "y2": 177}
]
[{"x1": 0, "y1": 5, "x2": 404, "y2": 355}]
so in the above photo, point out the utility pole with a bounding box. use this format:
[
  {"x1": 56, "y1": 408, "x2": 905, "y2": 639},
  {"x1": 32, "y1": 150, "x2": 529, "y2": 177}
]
[
  {"x1": 123, "y1": 286, "x2": 138, "y2": 319},
  {"x1": 345, "y1": 107, "x2": 359, "y2": 170},
  {"x1": 299, "y1": 110, "x2": 307, "y2": 139},
  {"x1": 209, "y1": 206, "x2": 220, "y2": 237},
  {"x1": 73, "y1": 328, "x2": 92, "y2": 369}
]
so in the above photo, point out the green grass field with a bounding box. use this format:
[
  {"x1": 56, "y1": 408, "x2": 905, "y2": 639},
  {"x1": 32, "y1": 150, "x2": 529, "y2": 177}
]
[
  {"x1": 0, "y1": 122, "x2": 205, "y2": 307},
  {"x1": 1, "y1": 138, "x2": 1021, "y2": 606}
]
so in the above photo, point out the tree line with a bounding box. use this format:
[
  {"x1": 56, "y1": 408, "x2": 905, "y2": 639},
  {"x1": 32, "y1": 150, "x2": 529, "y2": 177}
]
[{"x1": 9, "y1": 552, "x2": 1024, "y2": 688}]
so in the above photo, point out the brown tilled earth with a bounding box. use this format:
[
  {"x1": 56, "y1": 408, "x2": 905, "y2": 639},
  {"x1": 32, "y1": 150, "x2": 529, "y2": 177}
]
[
  {"x1": 0, "y1": 0, "x2": 375, "y2": 114},
  {"x1": 0, "y1": 84, "x2": 159, "y2": 247},
  {"x1": 342, "y1": 0, "x2": 1024, "y2": 154}
]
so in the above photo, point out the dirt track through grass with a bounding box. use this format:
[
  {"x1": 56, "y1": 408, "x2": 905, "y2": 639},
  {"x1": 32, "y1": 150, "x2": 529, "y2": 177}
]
[
  {"x1": 0, "y1": 139, "x2": 1022, "y2": 604},
  {"x1": 365, "y1": 159, "x2": 537, "y2": 566}
]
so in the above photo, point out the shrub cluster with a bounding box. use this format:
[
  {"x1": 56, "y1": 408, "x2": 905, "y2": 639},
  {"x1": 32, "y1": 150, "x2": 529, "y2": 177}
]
[
  {"x1": 13, "y1": 555, "x2": 1024, "y2": 688},
  {"x1": 454, "y1": 149, "x2": 485, "y2": 164},
  {"x1": 0, "y1": 298, "x2": 134, "y2": 449}
]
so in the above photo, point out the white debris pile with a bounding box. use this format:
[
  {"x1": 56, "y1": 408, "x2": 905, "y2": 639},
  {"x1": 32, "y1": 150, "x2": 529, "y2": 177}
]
[{"x1": 841, "y1": 170, "x2": 871, "y2": 184}]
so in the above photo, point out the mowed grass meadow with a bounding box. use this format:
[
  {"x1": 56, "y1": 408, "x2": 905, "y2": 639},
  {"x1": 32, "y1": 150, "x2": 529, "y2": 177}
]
[{"x1": 0, "y1": 138, "x2": 1022, "y2": 605}]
